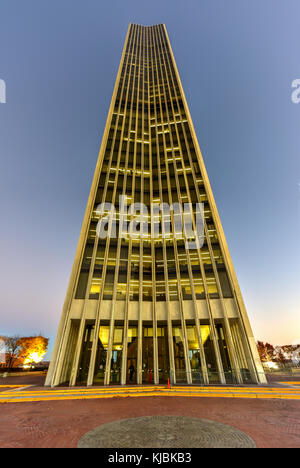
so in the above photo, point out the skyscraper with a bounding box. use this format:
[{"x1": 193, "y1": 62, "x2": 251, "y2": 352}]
[{"x1": 46, "y1": 24, "x2": 266, "y2": 387}]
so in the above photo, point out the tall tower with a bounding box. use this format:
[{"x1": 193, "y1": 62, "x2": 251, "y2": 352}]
[{"x1": 46, "y1": 24, "x2": 266, "y2": 387}]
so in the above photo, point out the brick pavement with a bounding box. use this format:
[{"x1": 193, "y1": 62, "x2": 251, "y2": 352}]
[{"x1": 0, "y1": 396, "x2": 299, "y2": 448}]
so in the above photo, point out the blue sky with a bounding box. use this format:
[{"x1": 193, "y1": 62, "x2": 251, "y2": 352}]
[{"x1": 0, "y1": 0, "x2": 299, "y2": 359}]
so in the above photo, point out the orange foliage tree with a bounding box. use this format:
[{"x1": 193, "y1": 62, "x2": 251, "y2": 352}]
[
  {"x1": 257, "y1": 341, "x2": 275, "y2": 362},
  {"x1": 17, "y1": 336, "x2": 49, "y2": 367}
]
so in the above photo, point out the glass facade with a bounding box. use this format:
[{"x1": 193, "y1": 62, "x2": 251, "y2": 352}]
[{"x1": 46, "y1": 24, "x2": 266, "y2": 388}]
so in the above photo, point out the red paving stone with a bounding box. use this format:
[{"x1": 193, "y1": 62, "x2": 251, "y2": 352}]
[
  {"x1": 0, "y1": 372, "x2": 300, "y2": 448},
  {"x1": 0, "y1": 396, "x2": 299, "y2": 448}
]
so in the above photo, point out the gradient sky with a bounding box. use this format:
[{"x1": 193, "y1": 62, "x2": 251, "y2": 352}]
[{"x1": 0, "y1": 0, "x2": 299, "y2": 360}]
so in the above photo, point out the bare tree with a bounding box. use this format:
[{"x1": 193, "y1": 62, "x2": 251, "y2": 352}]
[{"x1": 3, "y1": 336, "x2": 21, "y2": 369}]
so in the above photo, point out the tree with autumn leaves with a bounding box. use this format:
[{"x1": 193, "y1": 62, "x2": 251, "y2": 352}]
[
  {"x1": 0, "y1": 335, "x2": 48, "y2": 369},
  {"x1": 257, "y1": 341, "x2": 275, "y2": 362},
  {"x1": 18, "y1": 336, "x2": 49, "y2": 368},
  {"x1": 257, "y1": 341, "x2": 300, "y2": 365}
]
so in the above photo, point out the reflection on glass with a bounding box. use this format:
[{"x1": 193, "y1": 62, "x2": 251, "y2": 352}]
[
  {"x1": 157, "y1": 326, "x2": 170, "y2": 383},
  {"x1": 205, "y1": 271, "x2": 219, "y2": 298},
  {"x1": 172, "y1": 326, "x2": 186, "y2": 382},
  {"x1": 89, "y1": 269, "x2": 102, "y2": 299},
  {"x1": 77, "y1": 324, "x2": 94, "y2": 384},
  {"x1": 142, "y1": 327, "x2": 154, "y2": 383},
  {"x1": 127, "y1": 326, "x2": 137, "y2": 383},
  {"x1": 202, "y1": 324, "x2": 220, "y2": 383},
  {"x1": 216, "y1": 324, "x2": 231, "y2": 373},
  {"x1": 187, "y1": 325, "x2": 201, "y2": 370},
  {"x1": 75, "y1": 242, "x2": 93, "y2": 299},
  {"x1": 93, "y1": 325, "x2": 109, "y2": 385},
  {"x1": 111, "y1": 327, "x2": 123, "y2": 384}
]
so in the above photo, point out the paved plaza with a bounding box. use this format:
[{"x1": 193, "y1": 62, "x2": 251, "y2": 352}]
[
  {"x1": 77, "y1": 416, "x2": 257, "y2": 448},
  {"x1": 0, "y1": 374, "x2": 299, "y2": 448}
]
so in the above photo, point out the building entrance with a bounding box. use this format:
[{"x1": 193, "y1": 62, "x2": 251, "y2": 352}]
[
  {"x1": 141, "y1": 325, "x2": 170, "y2": 384},
  {"x1": 142, "y1": 326, "x2": 154, "y2": 383},
  {"x1": 126, "y1": 325, "x2": 138, "y2": 384}
]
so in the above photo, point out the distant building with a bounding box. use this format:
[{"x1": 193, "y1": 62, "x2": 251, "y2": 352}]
[{"x1": 0, "y1": 338, "x2": 6, "y2": 365}]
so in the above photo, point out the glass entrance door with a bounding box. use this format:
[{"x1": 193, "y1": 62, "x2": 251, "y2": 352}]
[
  {"x1": 126, "y1": 325, "x2": 138, "y2": 384},
  {"x1": 142, "y1": 326, "x2": 154, "y2": 383},
  {"x1": 157, "y1": 325, "x2": 170, "y2": 383},
  {"x1": 142, "y1": 325, "x2": 170, "y2": 384}
]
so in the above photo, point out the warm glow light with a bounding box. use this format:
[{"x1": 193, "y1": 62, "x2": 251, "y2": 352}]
[
  {"x1": 264, "y1": 361, "x2": 278, "y2": 370},
  {"x1": 200, "y1": 326, "x2": 210, "y2": 344},
  {"x1": 24, "y1": 352, "x2": 44, "y2": 365},
  {"x1": 99, "y1": 327, "x2": 110, "y2": 348}
]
